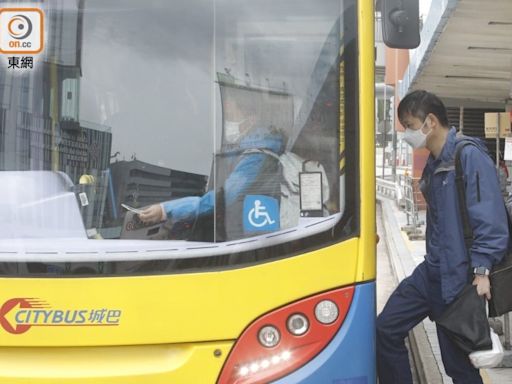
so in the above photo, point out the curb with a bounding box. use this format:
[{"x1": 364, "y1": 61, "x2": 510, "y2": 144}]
[{"x1": 378, "y1": 198, "x2": 444, "y2": 384}]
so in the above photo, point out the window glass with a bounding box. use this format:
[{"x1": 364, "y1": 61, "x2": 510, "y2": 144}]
[{"x1": 0, "y1": 0, "x2": 354, "y2": 262}]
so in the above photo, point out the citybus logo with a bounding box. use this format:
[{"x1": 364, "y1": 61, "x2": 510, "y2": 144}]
[
  {"x1": 0, "y1": 8, "x2": 44, "y2": 54},
  {"x1": 0, "y1": 298, "x2": 122, "y2": 335}
]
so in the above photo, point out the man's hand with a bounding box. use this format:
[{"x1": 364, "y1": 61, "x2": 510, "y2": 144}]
[
  {"x1": 472, "y1": 274, "x2": 491, "y2": 300},
  {"x1": 139, "y1": 204, "x2": 166, "y2": 224}
]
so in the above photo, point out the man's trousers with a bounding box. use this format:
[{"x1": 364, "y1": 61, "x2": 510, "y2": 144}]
[{"x1": 376, "y1": 261, "x2": 483, "y2": 384}]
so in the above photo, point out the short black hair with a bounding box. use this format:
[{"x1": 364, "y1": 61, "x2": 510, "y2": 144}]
[{"x1": 397, "y1": 90, "x2": 449, "y2": 127}]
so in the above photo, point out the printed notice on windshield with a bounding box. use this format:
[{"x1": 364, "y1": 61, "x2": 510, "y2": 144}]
[
  {"x1": 299, "y1": 172, "x2": 323, "y2": 216},
  {"x1": 121, "y1": 203, "x2": 144, "y2": 215}
]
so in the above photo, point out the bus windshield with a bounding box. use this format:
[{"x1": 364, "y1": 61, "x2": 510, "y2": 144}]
[{"x1": 0, "y1": 0, "x2": 357, "y2": 267}]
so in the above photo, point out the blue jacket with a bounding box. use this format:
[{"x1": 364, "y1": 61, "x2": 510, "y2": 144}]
[
  {"x1": 161, "y1": 126, "x2": 284, "y2": 226},
  {"x1": 420, "y1": 128, "x2": 509, "y2": 303}
]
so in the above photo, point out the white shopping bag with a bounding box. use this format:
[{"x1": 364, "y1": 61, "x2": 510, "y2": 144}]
[{"x1": 469, "y1": 329, "x2": 504, "y2": 369}]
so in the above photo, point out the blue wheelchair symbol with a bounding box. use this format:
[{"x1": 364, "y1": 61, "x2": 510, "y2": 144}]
[{"x1": 243, "y1": 195, "x2": 280, "y2": 233}]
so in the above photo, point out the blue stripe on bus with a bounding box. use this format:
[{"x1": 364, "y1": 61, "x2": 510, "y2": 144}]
[{"x1": 273, "y1": 281, "x2": 376, "y2": 384}]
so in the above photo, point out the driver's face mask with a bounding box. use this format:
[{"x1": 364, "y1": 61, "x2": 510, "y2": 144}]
[{"x1": 224, "y1": 120, "x2": 247, "y2": 143}]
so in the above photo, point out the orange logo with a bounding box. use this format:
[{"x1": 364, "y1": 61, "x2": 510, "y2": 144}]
[
  {"x1": 0, "y1": 8, "x2": 44, "y2": 54},
  {"x1": 0, "y1": 298, "x2": 45, "y2": 334}
]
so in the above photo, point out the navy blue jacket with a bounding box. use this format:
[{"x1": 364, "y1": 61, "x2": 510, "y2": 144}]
[{"x1": 420, "y1": 128, "x2": 509, "y2": 303}]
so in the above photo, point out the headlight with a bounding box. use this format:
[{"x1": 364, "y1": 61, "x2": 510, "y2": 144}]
[
  {"x1": 286, "y1": 313, "x2": 309, "y2": 336},
  {"x1": 258, "y1": 325, "x2": 280, "y2": 348},
  {"x1": 314, "y1": 300, "x2": 339, "y2": 324}
]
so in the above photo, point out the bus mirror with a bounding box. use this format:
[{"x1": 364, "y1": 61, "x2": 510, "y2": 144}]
[{"x1": 380, "y1": 0, "x2": 420, "y2": 49}]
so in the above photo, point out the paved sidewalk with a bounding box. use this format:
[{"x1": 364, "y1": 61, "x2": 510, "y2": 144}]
[{"x1": 379, "y1": 197, "x2": 512, "y2": 384}]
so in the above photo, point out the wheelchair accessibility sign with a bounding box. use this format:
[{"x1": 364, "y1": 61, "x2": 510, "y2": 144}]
[{"x1": 243, "y1": 195, "x2": 280, "y2": 233}]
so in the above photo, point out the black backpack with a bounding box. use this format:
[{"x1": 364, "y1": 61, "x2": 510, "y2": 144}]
[{"x1": 455, "y1": 140, "x2": 512, "y2": 317}]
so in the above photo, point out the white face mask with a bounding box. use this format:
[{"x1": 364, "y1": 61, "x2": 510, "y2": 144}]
[
  {"x1": 224, "y1": 120, "x2": 246, "y2": 143},
  {"x1": 403, "y1": 117, "x2": 431, "y2": 149}
]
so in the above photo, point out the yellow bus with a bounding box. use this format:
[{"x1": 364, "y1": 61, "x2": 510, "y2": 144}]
[{"x1": 0, "y1": 0, "x2": 418, "y2": 382}]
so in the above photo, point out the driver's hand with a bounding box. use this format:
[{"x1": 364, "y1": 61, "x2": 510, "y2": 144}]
[{"x1": 139, "y1": 205, "x2": 166, "y2": 224}]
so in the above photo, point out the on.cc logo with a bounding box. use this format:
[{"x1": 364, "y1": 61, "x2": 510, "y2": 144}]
[
  {"x1": 0, "y1": 8, "x2": 44, "y2": 54},
  {"x1": 8, "y1": 14, "x2": 33, "y2": 40}
]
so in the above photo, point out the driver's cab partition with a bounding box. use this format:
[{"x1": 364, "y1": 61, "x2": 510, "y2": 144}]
[
  {"x1": 120, "y1": 75, "x2": 334, "y2": 244},
  {"x1": 192, "y1": 76, "x2": 332, "y2": 243},
  {"x1": 160, "y1": 78, "x2": 295, "y2": 242}
]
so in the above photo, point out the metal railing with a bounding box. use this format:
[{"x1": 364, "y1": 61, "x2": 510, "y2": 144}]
[
  {"x1": 376, "y1": 178, "x2": 399, "y2": 201},
  {"x1": 398, "y1": 175, "x2": 424, "y2": 240},
  {"x1": 402, "y1": 176, "x2": 419, "y2": 229}
]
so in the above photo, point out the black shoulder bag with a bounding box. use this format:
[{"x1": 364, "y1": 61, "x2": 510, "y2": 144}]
[
  {"x1": 436, "y1": 141, "x2": 492, "y2": 354},
  {"x1": 452, "y1": 142, "x2": 512, "y2": 317},
  {"x1": 488, "y1": 213, "x2": 512, "y2": 317}
]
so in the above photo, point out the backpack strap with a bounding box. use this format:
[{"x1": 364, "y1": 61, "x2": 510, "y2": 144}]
[
  {"x1": 454, "y1": 140, "x2": 476, "y2": 255},
  {"x1": 454, "y1": 139, "x2": 492, "y2": 281}
]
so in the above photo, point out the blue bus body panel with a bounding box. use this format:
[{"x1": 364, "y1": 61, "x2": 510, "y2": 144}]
[{"x1": 274, "y1": 281, "x2": 376, "y2": 384}]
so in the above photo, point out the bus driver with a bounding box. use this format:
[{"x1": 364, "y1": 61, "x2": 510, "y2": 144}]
[{"x1": 139, "y1": 99, "x2": 285, "y2": 241}]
